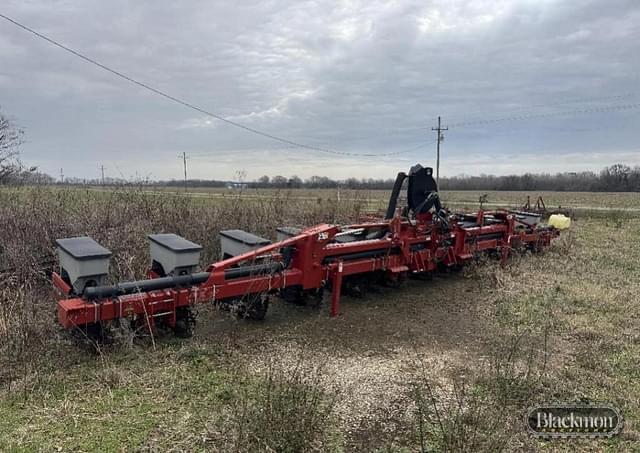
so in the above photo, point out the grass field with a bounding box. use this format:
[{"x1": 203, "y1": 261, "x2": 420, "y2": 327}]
[
  {"x1": 0, "y1": 186, "x2": 639, "y2": 451},
  {"x1": 48, "y1": 185, "x2": 640, "y2": 222},
  {"x1": 86, "y1": 184, "x2": 640, "y2": 211}
]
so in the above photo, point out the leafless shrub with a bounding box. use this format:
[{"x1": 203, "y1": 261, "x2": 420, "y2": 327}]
[
  {"x1": 0, "y1": 282, "x2": 52, "y2": 393},
  {"x1": 551, "y1": 228, "x2": 576, "y2": 256},
  {"x1": 224, "y1": 356, "x2": 339, "y2": 452},
  {"x1": 407, "y1": 292, "x2": 554, "y2": 452}
]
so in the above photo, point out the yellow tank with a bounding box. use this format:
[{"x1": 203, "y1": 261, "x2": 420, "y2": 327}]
[{"x1": 548, "y1": 214, "x2": 571, "y2": 230}]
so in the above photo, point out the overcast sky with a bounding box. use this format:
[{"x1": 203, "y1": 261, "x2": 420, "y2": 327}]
[{"x1": 1, "y1": 0, "x2": 639, "y2": 181}]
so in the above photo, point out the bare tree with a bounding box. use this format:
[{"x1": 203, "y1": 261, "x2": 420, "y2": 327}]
[{"x1": 0, "y1": 112, "x2": 24, "y2": 184}]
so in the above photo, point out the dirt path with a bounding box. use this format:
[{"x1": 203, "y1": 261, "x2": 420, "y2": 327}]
[{"x1": 192, "y1": 273, "x2": 486, "y2": 447}]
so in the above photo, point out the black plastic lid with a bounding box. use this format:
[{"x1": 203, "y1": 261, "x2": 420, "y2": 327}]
[
  {"x1": 148, "y1": 233, "x2": 203, "y2": 252},
  {"x1": 56, "y1": 237, "x2": 112, "y2": 260},
  {"x1": 276, "y1": 226, "x2": 302, "y2": 235},
  {"x1": 220, "y1": 229, "x2": 271, "y2": 246}
]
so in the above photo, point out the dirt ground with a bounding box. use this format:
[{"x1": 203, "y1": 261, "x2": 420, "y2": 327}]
[{"x1": 202, "y1": 272, "x2": 484, "y2": 442}]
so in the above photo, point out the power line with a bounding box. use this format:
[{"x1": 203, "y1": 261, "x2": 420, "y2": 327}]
[
  {"x1": 445, "y1": 111, "x2": 640, "y2": 142},
  {"x1": 339, "y1": 92, "x2": 640, "y2": 140},
  {"x1": 188, "y1": 139, "x2": 438, "y2": 161},
  {"x1": 449, "y1": 102, "x2": 640, "y2": 128},
  {"x1": 324, "y1": 92, "x2": 640, "y2": 141},
  {"x1": 0, "y1": 12, "x2": 414, "y2": 158},
  {"x1": 330, "y1": 97, "x2": 640, "y2": 145},
  {"x1": 444, "y1": 92, "x2": 639, "y2": 126}
]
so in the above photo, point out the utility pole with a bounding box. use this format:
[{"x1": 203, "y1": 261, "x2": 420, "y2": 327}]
[
  {"x1": 59, "y1": 168, "x2": 64, "y2": 184},
  {"x1": 100, "y1": 164, "x2": 105, "y2": 185},
  {"x1": 180, "y1": 152, "x2": 188, "y2": 192},
  {"x1": 431, "y1": 116, "x2": 448, "y2": 186}
]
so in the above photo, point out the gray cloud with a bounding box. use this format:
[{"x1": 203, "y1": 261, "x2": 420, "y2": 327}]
[{"x1": 1, "y1": 0, "x2": 639, "y2": 181}]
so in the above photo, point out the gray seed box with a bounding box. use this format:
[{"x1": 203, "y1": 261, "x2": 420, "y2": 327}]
[
  {"x1": 276, "y1": 226, "x2": 302, "y2": 242},
  {"x1": 55, "y1": 237, "x2": 111, "y2": 294},
  {"x1": 148, "y1": 233, "x2": 203, "y2": 276},
  {"x1": 509, "y1": 210, "x2": 542, "y2": 226},
  {"x1": 219, "y1": 229, "x2": 271, "y2": 258}
]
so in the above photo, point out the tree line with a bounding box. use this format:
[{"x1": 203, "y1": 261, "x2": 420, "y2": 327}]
[{"x1": 245, "y1": 164, "x2": 640, "y2": 192}]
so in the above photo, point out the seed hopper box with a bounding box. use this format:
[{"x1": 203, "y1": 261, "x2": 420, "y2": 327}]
[
  {"x1": 276, "y1": 226, "x2": 302, "y2": 242},
  {"x1": 220, "y1": 229, "x2": 271, "y2": 258},
  {"x1": 148, "y1": 233, "x2": 203, "y2": 276},
  {"x1": 55, "y1": 237, "x2": 111, "y2": 294}
]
